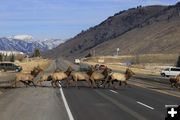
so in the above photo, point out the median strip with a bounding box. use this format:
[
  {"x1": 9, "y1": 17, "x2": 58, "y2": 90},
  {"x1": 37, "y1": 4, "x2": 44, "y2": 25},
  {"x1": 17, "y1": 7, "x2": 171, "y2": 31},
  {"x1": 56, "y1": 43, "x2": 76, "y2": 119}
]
[{"x1": 136, "y1": 101, "x2": 154, "y2": 110}]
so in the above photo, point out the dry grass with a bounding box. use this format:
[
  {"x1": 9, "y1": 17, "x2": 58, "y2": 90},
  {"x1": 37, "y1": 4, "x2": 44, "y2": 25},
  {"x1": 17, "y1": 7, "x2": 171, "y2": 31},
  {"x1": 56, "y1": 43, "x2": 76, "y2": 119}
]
[
  {"x1": 81, "y1": 54, "x2": 177, "y2": 76},
  {"x1": 83, "y1": 61, "x2": 160, "y2": 76},
  {"x1": 83, "y1": 54, "x2": 178, "y2": 65},
  {"x1": 17, "y1": 58, "x2": 51, "y2": 73}
]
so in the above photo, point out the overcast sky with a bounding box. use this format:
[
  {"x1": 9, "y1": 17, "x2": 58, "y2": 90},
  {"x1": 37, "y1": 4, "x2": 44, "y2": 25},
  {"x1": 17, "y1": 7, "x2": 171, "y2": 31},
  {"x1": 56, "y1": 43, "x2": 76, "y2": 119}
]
[{"x1": 0, "y1": 0, "x2": 179, "y2": 39}]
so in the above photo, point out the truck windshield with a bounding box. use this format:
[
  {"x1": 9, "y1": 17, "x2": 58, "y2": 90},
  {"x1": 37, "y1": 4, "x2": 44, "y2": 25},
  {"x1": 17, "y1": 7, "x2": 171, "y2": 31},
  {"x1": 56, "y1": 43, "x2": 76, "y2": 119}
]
[{"x1": 164, "y1": 68, "x2": 169, "y2": 71}]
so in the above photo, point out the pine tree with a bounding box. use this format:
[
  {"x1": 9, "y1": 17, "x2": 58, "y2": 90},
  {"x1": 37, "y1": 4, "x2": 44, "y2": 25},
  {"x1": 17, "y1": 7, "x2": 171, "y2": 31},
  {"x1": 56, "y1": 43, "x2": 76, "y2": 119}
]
[
  {"x1": 33, "y1": 48, "x2": 41, "y2": 57},
  {"x1": 85, "y1": 53, "x2": 92, "y2": 58},
  {"x1": 10, "y1": 54, "x2": 15, "y2": 62},
  {"x1": 4, "y1": 54, "x2": 7, "y2": 61},
  {"x1": 176, "y1": 55, "x2": 180, "y2": 67},
  {"x1": 0, "y1": 54, "x2": 3, "y2": 61}
]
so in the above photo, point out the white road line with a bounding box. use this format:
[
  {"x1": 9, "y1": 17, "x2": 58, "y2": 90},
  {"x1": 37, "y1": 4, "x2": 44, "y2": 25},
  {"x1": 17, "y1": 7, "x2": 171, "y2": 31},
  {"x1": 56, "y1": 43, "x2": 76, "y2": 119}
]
[
  {"x1": 59, "y1": 84, "x2": 74, "y2": 120},
  {"x1": 110, "y1": 90, "x2": 118, "y2": 94},
  {"x1": 136, "y1": 101, "x2": 154, "y2": 110}
]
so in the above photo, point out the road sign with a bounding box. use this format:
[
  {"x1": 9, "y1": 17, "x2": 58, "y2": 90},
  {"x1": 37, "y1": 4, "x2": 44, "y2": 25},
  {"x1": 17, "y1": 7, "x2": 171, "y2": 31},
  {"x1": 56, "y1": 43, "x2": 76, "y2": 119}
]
[{"x1": 117, "y1": 48, "x2": 120, "y2": 51}]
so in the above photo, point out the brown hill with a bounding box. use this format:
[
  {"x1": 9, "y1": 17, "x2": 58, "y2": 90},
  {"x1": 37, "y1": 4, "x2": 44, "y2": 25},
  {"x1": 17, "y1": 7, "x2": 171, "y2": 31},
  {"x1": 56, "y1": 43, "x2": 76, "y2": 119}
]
[{"x1": 44, "y1": 3, "x2": 180, "y2": 59}]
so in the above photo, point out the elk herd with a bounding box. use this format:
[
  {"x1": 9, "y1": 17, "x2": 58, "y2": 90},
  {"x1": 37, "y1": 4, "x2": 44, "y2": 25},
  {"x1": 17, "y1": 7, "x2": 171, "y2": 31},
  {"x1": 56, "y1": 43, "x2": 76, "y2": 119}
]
[
  {"x1": 14, "y1": 64, "x2": 180, "y2": 90},
  {"x1": 14, "y1": 65, "x2": 136, "y2": 89}
]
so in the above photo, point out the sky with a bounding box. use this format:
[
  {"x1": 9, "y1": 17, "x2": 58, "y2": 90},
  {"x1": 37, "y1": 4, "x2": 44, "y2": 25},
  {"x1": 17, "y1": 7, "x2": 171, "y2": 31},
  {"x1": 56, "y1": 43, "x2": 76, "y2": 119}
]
[{"x1": 0, "y1": 0, "x2": 179, "y2": 40}]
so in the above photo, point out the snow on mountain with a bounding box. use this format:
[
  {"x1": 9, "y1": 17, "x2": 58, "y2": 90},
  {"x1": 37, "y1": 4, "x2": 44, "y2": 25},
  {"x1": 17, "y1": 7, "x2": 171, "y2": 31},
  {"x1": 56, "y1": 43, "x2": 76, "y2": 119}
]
[
  {"x1": 41, "y1": 39, "x2": 64, "y2": 49},
  {"x1": 0, "y1": 36, "x2": 63, "y2": 53}
]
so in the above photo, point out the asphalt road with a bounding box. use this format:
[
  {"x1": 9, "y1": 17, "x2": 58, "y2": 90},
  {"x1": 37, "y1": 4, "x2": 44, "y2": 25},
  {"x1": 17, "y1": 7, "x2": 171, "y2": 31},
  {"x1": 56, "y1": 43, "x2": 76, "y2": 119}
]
[
  {"x1": 0, "y1": 60, "x2": 69, "y2": 120},
  {"x1": 0, "y1": 58, "x2": 180, "y2": 120},
  {"x1": 56, "y1": 58, "x2": 180, "y2": 120}
]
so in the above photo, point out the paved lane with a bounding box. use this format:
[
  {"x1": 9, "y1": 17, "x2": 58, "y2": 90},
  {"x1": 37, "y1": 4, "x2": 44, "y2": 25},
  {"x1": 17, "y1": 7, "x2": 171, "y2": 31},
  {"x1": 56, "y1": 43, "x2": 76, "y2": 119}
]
[
  {"x1": 0, "y1": 61, "x2": 69, "y2": 120},
  {"x1": 57, "y1": 59, "x2": 180, "y2": 120},
  {"x1": 62, "y1": 82, "x2": 180, "y2": 120},
  {"x1": 0, "y1": 87, "x2": 68, "y2": 120},
  {"x1": 0, "y1": 58, "x2": 179, "y2": 120}
]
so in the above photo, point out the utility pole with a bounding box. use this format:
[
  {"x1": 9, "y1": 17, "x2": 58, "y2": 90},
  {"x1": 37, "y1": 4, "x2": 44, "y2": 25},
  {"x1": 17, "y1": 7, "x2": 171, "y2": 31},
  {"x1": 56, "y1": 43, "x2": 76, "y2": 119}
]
[{"x1": 116, "y1": 48, "x2": 120, "y2": 56}]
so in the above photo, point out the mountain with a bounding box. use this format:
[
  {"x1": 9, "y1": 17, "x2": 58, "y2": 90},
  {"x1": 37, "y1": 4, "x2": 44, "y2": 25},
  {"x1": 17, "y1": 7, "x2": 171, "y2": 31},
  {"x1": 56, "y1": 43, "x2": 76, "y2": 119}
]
[
  {"x1": 45, "y1": 3, "x2": 180, "y2": 59},
  {"x1": 0, "y1": 36, "x2": 63, "y2": 53},
  {"x1": 40, "y1": 39, "x2": 65, "y2": 49}
]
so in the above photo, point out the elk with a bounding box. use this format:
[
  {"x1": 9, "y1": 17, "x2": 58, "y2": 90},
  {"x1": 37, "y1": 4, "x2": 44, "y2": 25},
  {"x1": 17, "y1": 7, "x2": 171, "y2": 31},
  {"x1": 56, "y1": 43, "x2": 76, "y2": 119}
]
[
  {"x1": 169, "y1": 74, "x2": 180, "y2": 88},
  {"x1": 88, "y1": 67, "x2": 112, "y2": 88},
  {"x1": 15, "y1": 73, "x2": 35, "y2": 87},
  {"x1": 51, "y1": 66, "x2": 72, "y2": 87},
  {"x1": 103, "y1": 68, "x2": 135, "y2": 88}
]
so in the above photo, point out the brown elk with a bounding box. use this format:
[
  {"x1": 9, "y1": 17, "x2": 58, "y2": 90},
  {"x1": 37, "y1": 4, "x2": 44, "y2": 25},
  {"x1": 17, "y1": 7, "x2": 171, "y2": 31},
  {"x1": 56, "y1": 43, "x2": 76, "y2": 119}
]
[
  {"x1": 103, "y1": 68, "x2": 135, "y2": 88},
  {"x1": 51, "y1": 66, "x2": 72, "y2": 87},
  {"x1": 169, "y1": 74, "x2": 180, "y2": 88},
  {"x1": 87, "y1": 67, "x2": 112, "y2": 88}
]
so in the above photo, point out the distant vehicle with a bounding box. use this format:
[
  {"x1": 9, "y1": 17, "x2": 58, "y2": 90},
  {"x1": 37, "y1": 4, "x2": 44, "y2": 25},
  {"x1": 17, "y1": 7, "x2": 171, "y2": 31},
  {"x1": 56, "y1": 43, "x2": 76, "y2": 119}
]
[
  {"x1": 74, "y1": 59, "x2": 80, "y2": 64},
  {"x1": 160, "y1": 67, "x2": 180, "y2": 77},
  {"x1": 0, "y1": 62, "x2": 22, "y2": 72}
]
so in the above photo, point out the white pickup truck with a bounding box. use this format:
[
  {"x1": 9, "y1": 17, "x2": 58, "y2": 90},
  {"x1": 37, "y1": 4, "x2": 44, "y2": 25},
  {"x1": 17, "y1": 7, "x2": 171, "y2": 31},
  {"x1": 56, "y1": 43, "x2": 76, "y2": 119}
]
[{"x1": 160, "y1": 67, "x2": 180, "y2": 77}]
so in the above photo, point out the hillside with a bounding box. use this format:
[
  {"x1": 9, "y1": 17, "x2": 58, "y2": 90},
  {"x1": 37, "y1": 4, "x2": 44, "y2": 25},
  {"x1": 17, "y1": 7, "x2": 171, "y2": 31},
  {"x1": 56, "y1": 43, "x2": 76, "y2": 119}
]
[{"x1": 44, "y1": 3, "x2": 180, "y2": 59}]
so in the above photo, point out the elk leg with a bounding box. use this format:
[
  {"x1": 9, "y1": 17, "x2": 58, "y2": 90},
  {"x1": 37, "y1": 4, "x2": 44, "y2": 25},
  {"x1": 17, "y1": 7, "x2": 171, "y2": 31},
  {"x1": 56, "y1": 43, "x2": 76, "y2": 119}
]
[
  {"x1": 87, "y1": 79, "x2": 93, "y2": 88},
  {"x1": 175, "y1": 83, "x2": 178, "y2": 88},
  {"x1": 102, "y1": 77, "x2": 109, "y2": 88},
  {"x1": 20, "y1": 80, "x2": 28, "y2": 87},
  {"x1": 124, "y1": 81, "x2": 128, "y2": 87},
  {"x1": 55, "y1": 81, "x2": 59, "y2": 88},
  {"x1": 51, "y1": 81, "x2": 55, "y2": 88},
  {"x1": 40, "y1": 81, "x2": 43, "y2": 87},
  {"x1": 95, "y1": 81, "x2": 99, "y2": 88},
  {"x1": 91, "y1": 79, "x2": 96, "y2": 88},
  {"x1": 76, "y1": 81, "x2": 79, "y2": 89},
  {"x1": 170, "y1": 83, "x2": 173, "y2": 88},
  {"x1": 119, "y1": 81, "x2": 121, "y2": 86},
  {"x1": 108, "y1": 79, "x2": 112, "y2": 88},
  {"x1": 66, "y1": 80, "x2": 69, "y2": 88},
  {"x1": 15, "y1": 81, "x2": 17, "y2": 87},
  {"x1": 31, "y1": 81, "x2": 36, "y2": 87},
  {"x1": 112, "y1": 81, "x2": 117, "y2": 90}
]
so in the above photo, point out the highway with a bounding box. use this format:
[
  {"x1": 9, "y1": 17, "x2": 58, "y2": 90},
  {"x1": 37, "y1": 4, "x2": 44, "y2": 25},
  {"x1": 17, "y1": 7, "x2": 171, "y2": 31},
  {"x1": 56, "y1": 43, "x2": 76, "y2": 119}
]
[
  {"x1": 56, "y1": 58, "x2": 180, "y2": 120},
  {"x1": 0, "y1": 58, "x2": 180, "y2": 120}
]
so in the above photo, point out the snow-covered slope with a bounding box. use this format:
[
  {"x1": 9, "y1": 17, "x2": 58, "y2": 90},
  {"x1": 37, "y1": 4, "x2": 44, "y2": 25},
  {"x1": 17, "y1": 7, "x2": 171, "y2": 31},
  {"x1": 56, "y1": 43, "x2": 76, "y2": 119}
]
[{"x1": 0, "y1": 36, "x2": 63, "y2": 53}]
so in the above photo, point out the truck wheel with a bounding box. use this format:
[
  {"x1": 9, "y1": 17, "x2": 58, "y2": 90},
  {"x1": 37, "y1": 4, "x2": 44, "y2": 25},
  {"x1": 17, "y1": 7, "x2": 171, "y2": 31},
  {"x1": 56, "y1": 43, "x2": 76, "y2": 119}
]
[
  {"x1": 2, "y1": 68, "x2": 6, "y2": 72},
  {"x1": 15, "y1": 69, "x2": 19, "y2": 72},
  {"x1": 161, "y1": 73, "x2": 165, "y2": 77}
]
